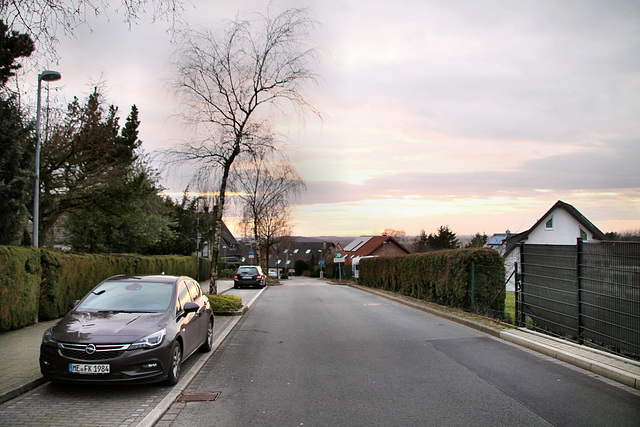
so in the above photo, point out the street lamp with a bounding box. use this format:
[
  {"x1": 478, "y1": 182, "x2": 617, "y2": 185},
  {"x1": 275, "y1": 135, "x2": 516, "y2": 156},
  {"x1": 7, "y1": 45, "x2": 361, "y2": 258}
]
[
  {"x1": 318, "y1": 249, "x2": 323, "y2": 278},
  {"x1": 33, "y1": 70, "x2": 62, "y2": 248}
]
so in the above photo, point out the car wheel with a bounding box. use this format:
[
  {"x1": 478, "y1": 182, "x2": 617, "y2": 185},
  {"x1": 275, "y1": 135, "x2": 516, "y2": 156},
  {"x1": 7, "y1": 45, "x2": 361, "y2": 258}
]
[
  {"x1": 200, "y1": 317, "x2": 214, "y2": 352},
  {"x1": 165, "y1": 341, "x2": 182, "y2": 386}
]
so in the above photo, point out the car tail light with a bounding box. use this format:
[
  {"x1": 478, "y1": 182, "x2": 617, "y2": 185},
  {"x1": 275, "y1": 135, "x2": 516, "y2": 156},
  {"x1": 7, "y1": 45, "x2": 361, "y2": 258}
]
[
  {"x1": 234, "y1": 274, "x2": 238, "y2": 280},
  {"x1": 256, "y1": 275, "x2": 262, "y2": 280}
]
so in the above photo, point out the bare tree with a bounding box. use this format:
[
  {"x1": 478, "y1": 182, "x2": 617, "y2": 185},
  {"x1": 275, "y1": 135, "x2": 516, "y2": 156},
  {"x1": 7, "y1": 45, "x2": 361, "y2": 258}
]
[
  {"x1": 235, "y1": 150, "x2": 305, "y2": 272},
  {"x1": 166, "y1": 8, "x2": 318, "y2": 292},
  {"x1": 0, "y1": 0, "x2": 185, "y2": 61}
]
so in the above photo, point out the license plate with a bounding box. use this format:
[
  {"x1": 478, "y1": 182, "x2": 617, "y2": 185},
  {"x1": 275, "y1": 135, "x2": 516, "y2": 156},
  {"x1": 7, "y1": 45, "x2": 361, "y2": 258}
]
[
  {"x1": 243, "y1": 276, "x2": 253, "y2": 280},
  {"x1": 69, "y1": 363, "x2": 110, "y2": 374}
]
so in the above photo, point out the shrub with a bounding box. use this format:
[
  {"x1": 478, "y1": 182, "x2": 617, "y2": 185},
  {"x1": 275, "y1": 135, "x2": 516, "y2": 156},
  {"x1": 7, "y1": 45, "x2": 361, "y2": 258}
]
[
  {"x1": 207, "y1": 294, "x2": 243, "y2": 312},
  {"x1": 0, "y1": 246, "x2": 41, "y2": 332},
  {"x1": 359, "y1": 248, "x2": 504, "y2": 313}
]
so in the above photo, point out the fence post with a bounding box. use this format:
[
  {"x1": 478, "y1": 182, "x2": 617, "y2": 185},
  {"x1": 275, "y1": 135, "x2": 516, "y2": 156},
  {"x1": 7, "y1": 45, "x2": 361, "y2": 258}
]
[
  {"x1": 518, "y1": 242, "x2": 526, "y2": 326},
  {"x1": 470, "y1": 262, "x2": 475, "y2": 312},
  {"x1": 577, "y1": 238, "x2": 584, "y2": 344},
  {"x1": 514, "y1": 262, "x2": 520, "y2": 326}
]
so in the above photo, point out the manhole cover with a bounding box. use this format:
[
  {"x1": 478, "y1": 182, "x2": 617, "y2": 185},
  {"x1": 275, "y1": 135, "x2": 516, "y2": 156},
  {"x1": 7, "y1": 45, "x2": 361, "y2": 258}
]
[{"x1": 176, "y1": 392, "x2": 221, "y2": 402}]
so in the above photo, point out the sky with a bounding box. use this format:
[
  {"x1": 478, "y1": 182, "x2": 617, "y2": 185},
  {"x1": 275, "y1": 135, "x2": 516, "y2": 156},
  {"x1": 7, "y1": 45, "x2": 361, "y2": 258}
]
[{"x1": 31, "y1": 0, "x2": 640, "y2": 237}]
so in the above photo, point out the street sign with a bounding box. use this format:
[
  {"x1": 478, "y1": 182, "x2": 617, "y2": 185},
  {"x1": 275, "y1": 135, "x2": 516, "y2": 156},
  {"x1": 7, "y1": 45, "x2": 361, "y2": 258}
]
[
  {"x1": 319, "y1": 260, "x2": 325, "y2": 265},
  {"x1": 249, "y1": 250, "x2": 255, "y2": 259},
  {"x1": 334, "y1": 243, "x2": 345, "y2": 263}
]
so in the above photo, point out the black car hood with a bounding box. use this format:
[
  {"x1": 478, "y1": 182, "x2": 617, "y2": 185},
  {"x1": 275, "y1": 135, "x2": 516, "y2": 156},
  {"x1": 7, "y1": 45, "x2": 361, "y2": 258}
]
[{"x1": 52, "y1": 311, "x2": 169, "y2": 344}]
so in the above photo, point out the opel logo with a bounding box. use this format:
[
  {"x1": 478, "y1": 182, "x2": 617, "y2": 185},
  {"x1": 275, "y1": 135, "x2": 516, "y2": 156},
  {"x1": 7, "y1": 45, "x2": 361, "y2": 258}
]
[{"x1": 85, "y1": 344, "x2": 96, "y2": 355}]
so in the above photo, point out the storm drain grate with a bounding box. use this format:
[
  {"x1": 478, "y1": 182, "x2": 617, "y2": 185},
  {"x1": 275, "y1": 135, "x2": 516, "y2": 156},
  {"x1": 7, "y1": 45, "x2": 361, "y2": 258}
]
[{"x1": 176, "y1": 392, "x2": 221, "y2": 402}]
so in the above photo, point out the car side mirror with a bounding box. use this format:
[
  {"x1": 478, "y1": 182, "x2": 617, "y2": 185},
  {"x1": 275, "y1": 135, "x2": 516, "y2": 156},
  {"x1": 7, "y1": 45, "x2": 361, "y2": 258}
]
[{"x1": 183, "y1": 302, "x2": 199, "y2": 313}]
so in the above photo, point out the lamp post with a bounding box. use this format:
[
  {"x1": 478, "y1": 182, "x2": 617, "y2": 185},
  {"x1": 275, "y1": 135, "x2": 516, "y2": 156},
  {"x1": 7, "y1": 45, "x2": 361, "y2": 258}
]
[
  {"x1": 318, "y1": 249, "x2": 323, "y2": 278},
  {"x1": 33, "y1": 70, "x2": 61, "y2": 248}
]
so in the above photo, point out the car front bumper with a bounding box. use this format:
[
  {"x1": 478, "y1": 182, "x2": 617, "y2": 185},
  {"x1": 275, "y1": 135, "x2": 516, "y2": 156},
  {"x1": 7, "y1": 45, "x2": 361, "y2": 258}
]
[{"x1": 39, "y1": 339, "x2": 174, "y2": 384}]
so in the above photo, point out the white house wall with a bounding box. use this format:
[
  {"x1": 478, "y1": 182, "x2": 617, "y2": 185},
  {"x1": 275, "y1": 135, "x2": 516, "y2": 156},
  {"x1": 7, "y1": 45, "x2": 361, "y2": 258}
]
[{"x1": 527, "y1": 208, "x2": 596, "y2": 244}]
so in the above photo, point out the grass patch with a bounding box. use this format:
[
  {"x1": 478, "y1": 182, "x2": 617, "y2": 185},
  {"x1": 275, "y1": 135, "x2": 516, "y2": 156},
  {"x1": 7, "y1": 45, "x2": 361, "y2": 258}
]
[
  {"x1": 207, "y1": 294, "x2": 243, "y2": 312},
  {"x1": 504, "y1": 291, "x2": 515, "y2": 323}
]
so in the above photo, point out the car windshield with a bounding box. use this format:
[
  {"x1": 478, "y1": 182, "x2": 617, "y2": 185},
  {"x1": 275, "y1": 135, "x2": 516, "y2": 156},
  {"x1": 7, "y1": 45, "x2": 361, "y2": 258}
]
[
  {"x1": 238, "y1": 268, "x2": 258, "y2": 275},
  {"x1": 77, "y1": 281, "x2": 174, "y2": 313}
]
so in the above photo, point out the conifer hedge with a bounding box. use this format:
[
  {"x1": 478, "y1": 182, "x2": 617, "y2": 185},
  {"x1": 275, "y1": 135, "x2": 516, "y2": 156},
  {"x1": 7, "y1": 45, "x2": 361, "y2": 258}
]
[
  {"x1": 358, "y1": 248, "x2": 505, "y2": 313},
  {"x1": 0, "y1": 246, "x2": 204, "y2": 331}
]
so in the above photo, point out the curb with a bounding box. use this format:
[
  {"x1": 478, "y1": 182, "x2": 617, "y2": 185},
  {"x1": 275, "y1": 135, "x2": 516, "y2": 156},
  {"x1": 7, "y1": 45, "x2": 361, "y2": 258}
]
[
  {"x1": 214, "y1": 305, "x2": 248, "y2": 316},
  {"x1": 0, "y1": 377, "x2": 48, "y2": 406},
  {"x1": 350, "y1": 284, "x2": 640, "y2": 391}
]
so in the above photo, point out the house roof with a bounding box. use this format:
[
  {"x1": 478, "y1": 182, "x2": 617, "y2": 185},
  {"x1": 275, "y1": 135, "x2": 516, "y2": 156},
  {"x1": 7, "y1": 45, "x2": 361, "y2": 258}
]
[
  {"x1": 522, "y1": 200, "x2": 605, "y2": 242},
  {"x1": 494, "y1": 200, "x2": 606, "y2": 256},
  {"x1": 344, "y1": 235, "x2": 411, "y2": 258}
]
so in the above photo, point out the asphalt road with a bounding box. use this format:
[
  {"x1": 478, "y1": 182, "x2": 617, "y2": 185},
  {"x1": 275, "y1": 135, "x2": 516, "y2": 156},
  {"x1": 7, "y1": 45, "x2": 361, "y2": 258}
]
[{"x1": 166, "y1": 277, "x2": 640, "y2": 427}]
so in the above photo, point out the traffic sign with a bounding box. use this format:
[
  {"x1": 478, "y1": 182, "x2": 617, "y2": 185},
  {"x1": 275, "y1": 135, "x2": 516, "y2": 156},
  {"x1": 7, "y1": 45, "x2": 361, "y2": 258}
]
[
  {"x1": 334, "y1": 243, "x2": 344, "y2": 253},
  {"x1": 249, "y1": 249, "x2": 255, "y2": 259}
]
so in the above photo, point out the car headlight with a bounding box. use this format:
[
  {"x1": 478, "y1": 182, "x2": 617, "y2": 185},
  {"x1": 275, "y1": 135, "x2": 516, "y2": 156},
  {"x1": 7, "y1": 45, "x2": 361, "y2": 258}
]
[
  {"x1": 130, "y1": 328, "x2": 166, "y2": 350},
  {"x1": 42, "y1": 328, "x2": 58, "y2": 345}
]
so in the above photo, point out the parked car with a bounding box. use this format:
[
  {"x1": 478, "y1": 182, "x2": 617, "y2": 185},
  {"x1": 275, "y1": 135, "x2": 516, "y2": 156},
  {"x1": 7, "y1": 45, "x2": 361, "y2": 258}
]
[
  {"x1": 39, "y1": 275, "x2": 214, "y2": 385},
  {"x1": 234, "y1": 265, "x2": 266, "y2": 289}
]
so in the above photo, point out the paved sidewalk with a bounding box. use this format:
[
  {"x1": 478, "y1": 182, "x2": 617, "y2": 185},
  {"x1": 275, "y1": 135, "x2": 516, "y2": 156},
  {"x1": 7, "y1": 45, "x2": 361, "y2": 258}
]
[
  {"x1": 352, "y1": 284, "x2": 640, "y2": 391},
  {"x1": 0, "y1": 319, "x2": 57, "y2": 403}
]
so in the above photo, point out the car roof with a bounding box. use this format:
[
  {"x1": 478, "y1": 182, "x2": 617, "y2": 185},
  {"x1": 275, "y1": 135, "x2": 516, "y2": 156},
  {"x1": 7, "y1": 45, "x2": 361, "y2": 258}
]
[{"x1": 103, "y1": 274, "x2": 190, "y2": 284}]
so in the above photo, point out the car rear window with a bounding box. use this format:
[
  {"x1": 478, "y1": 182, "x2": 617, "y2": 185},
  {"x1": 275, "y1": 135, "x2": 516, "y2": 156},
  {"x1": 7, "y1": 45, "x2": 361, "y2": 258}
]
[
  {"x1": 238, "y1": 267, "x2": 258, "y2": 275},
  {"x1": 78, "y1": 281, "x2": 174, "y2": 313}
]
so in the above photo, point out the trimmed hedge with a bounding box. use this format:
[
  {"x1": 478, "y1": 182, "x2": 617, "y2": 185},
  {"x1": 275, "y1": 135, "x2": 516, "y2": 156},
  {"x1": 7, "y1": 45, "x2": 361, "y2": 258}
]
[
  {"x1": 38, "y1": 253, "x2": 201, "y2": 321},
  {"x1": 358, "y1": 248, "x2": 505, "y2": 313},
  {"x1": 0, "y1": 246, "x2": 205, "y2": 331},
  {"x1": 207, "y1": 294, "x2": 243, "y2": 313},
  {"x1": 0, "y1": 246, "x2": 41, "y2": 331}
]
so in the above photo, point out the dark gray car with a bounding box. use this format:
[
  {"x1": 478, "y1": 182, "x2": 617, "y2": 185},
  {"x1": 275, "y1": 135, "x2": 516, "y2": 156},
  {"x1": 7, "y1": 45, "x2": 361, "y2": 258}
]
[
  {"x1": 39, "y1": 274, "x2": 214, "y2": 385},
  {"x1": 234, "y1": 265, "x2": 266, "y2": 289}
]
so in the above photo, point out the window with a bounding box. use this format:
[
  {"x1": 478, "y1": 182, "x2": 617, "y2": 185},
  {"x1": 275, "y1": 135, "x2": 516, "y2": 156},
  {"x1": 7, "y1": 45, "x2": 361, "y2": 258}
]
[
  {"x1": 293, "y1": 249, "x2": 299, "y2": 254},
  {"x1": 305, "y1": 249, "x2": 311, "y2": 254},
  {"x1": 186, "y1": 280, "x2": 201, "y2": 300},
  {"x1": 545, "y1": 217, "x2": 553, "y2": 230},
  {"x1": 177, "y1": 281, "x2": 193, "y2": 314},
  {"x1": 580, "y1": 228, "x2": 588, "y2": 240}
]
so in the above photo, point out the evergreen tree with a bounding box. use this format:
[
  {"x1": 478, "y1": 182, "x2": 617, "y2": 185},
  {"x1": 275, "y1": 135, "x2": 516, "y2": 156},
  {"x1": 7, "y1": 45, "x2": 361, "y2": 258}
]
[
  {"x1": 0, "y1": 21, "x2": 34, "y2": 245},
  {"x1": 427, "y1": 226, "x2": 460, "y2": 250},
  {"x1": 62, "y1": 104, "x2": 174, "y2": 253},
  {"x1": 0, "y1": 96, "x2": 34, "y2": 245},
  {"x1": 0, "y1": 20, "x2": 34, "y2": 87},
  {"x1": 466, "y1": 232, "x2": 488, "y2": 248}
]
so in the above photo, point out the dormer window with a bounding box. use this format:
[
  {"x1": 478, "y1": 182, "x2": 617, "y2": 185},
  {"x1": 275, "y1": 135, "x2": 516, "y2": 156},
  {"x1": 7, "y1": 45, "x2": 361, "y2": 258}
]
[{"x1": 545, "y1": 217, "x2": 553, "y2": 230}]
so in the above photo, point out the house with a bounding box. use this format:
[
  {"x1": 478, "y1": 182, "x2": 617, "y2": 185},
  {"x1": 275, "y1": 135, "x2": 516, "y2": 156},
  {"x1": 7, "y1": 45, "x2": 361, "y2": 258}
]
[
  {"x1": 487, "y1": 200, "x2": 606, "y2": 290},
  {"x1": 265, "y1": 238, "x2": 335, "y2": 276},
  {"x1": 200, "y1": 221, "x2": 242, "y2": 263},
  {"x1": 343, "y1": 235, "x2": 411, "y2": 265}
]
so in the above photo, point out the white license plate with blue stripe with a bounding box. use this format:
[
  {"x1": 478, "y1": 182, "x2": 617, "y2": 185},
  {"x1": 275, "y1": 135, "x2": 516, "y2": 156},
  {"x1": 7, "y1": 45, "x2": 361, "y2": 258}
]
[{"x1": 69, "y1": 363, "x2": 110, "y2": 374}]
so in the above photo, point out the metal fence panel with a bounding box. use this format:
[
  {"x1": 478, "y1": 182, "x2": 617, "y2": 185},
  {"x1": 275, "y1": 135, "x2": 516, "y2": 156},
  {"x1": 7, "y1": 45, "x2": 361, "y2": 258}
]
[
  {"x1": 580, "y1": 241, "x2": 640, "y2": 356},
  {"x1": 519, "y1": 240, "x2": 640, "y2": 359},
  {"x1": 520, "y1": 244, "x2": 578, "y2": 338}
]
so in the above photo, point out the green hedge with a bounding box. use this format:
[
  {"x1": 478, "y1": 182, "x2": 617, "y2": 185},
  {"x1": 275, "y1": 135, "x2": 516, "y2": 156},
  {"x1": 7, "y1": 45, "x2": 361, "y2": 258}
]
[
  {"x1": 0, "y1": 246, "x2": 203, "y2": 331},
  {"x1": 0, "y1": 246, "x2": 41, "y2": 331},
  {"x1": 358, "y1": 248, "x2": 505, "y2": 313}
]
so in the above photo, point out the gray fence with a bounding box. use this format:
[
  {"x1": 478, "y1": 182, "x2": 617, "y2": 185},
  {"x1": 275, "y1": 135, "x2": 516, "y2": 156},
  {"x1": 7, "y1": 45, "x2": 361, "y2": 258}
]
[{"x1": 517, "y1": 240, "x2": 640, "y2": 358}]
